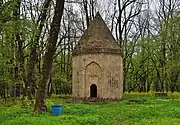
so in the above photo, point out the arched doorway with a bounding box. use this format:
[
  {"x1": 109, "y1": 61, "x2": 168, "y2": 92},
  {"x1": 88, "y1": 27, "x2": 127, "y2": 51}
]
[{"x1": 90, "y1": 84, "x2": 97, "y2": 97}]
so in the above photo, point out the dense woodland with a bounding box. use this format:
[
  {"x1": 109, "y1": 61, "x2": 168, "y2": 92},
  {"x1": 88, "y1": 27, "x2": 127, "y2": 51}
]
[{"x1": 0, "y1": 0, "x2": 180, "y2": 112}]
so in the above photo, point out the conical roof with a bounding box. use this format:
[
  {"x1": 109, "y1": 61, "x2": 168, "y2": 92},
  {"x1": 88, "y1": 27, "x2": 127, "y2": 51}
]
[{"x1": 72, "y1": 12, "x2": 122, "y2": 56}]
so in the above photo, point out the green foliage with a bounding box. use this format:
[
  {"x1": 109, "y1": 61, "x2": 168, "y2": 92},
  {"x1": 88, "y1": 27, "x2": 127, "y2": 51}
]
[
  {"x1": 168, "y1": 92, "x2": 180, "y2": 99},
  {"x1": 125, "y1": 16, "x2": 180, "y2": 92},
  {"x1": 51, "y1": 54, "x2": 72, "y2": 95},
  {"x1": 1, "y1": 93, "x2": 180, "y2": 125},
  {"x1": 0, "y1": 54, "x2": 13, "y2": 86},
  {"x1": 52, "y1": 77, "x2": 72, "y2": 94}
]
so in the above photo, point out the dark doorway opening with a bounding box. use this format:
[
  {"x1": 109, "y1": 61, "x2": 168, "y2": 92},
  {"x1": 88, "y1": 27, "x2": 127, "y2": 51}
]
[{"x1": 90, "y1": 84, "x2": 97, "y2": 97}]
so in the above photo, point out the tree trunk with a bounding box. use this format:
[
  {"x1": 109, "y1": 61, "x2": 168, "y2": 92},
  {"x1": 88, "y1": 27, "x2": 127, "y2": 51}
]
[
  {"x1": 26, "y1": 0, "x2": 51, "y2": 99},
  {"x1": 13, "y1": 0, "x2": 28, "y2": 98},
  {"x1": 47, "y1": 72, "x2": 52, "y2": 96},
  {"x1": 34, "y1": 0, "x2": 65, "y2": 113},
  {"x1": 0, "y1": 0, "x2": 3, "y2": 32},
  {"x1": 83, "y1": 0, "x2": 89, "y2": 27}
]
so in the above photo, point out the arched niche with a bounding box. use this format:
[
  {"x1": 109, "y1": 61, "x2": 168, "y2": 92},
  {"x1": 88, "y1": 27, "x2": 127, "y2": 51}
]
[
  {"x1": 85, "y1": 61, "x2": 102, "y2": 97},
  {"x1": 85, "y1": 61, "x2": 102, "y2": 77}
]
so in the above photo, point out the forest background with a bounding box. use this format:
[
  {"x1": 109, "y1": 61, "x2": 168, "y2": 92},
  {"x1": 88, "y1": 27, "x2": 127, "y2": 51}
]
[{"x1": 0, "y1": 0, "x2": 180, "y2": 112}]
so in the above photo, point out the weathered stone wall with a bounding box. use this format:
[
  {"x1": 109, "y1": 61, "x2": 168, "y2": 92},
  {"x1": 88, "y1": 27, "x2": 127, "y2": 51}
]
[{"x1": 72, "y1": 53, "x2": 123, "y2": 100}]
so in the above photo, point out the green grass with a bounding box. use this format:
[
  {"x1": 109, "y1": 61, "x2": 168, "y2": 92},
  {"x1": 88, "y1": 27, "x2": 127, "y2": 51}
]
[{"x1": 0, "y1": 93, "x2": 180, "y2": 125}]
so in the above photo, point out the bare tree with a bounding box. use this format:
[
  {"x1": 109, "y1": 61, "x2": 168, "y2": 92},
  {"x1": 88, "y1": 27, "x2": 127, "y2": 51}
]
[
  {"x1": 25, "y1": 0, "x2": 52, "y2": 100},
  {"x1": 34, "y1": 0, "x2": 65, "y2": 113},
  {"x1": 115, "y1": 0, "x2": 146, "y2": 91}
]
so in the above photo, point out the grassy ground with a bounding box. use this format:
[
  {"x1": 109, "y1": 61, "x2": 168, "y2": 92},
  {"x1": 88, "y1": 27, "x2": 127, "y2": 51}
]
[{"x1": 0, "y1": 93, "x2": 180, "y2": 125}]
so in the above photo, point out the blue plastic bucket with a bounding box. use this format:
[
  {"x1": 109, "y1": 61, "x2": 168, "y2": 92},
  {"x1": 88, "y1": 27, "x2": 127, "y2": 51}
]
[{"x1": 51, "y1": 104, "x2": 63, "y2": 116}]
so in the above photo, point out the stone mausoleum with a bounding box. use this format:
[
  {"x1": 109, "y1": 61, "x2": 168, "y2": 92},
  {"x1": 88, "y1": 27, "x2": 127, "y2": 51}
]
[{"x1": 72, "y1": 12, "x2": 123, "y2": 100}]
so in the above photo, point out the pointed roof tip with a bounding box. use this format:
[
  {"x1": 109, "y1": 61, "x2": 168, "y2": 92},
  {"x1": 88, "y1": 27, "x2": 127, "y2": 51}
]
[
  {"x1": 95, "y1": 12, "x2": 101, "y2": 16},
  {"x1": 94, "y1": 12, "x2": 103, "y2": 19},
  {"x1": 72, "y1": 11, "x2": 123, "y2": 56}
]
